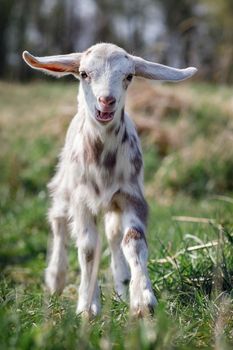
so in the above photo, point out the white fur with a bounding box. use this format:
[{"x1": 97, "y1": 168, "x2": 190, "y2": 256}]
[{"x1": 23, "y1": 43, "x2": 197, "y2": 317}]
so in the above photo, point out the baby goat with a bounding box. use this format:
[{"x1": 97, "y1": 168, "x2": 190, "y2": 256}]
[{"x1": 23, "y1": 43, "x2": 196, "y2": 317}]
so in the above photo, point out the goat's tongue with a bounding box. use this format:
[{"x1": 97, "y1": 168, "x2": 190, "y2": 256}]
[
  {"x1": 100, "y1": 112, "x2": 112, "y2": 120},
  {"x1": 96, "y1": 109, "x2": 114, "y2": 122}
]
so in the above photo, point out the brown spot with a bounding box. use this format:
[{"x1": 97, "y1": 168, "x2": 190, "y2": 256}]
[
  {"x1": 84, "y1": 135, "x2": 103, "y2": 164},
  {"x1": 85, "y1": 249, "x2": 94, "y2": 263},
  {"x1": 123, "y1": 227, "x2": 146, "y2": 245},
  {"x1": 122, "y1": 128, "x2": 128, "y2": 143},
  {"x1": 93, "y1": 137, "x2": 104, "y2": 163},
  {"x1": 102, "y1": 150, "x2": 117, "y2": 169}
]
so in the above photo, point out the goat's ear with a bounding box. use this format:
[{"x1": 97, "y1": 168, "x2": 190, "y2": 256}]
[
  {"x1": 131, "y1": 55, "x2": 197, "y2": 81},
  {"x1": 22, "y1": 51, "x2": 82, "y2": 78}
]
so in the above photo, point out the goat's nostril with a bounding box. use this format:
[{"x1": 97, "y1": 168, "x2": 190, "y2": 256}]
[
  {"x1": 109, "y1": 98, "x2": 116, "y2": 106},
  {"x1": 99, "y1": 96, "x2": 116, "y2": 106}
]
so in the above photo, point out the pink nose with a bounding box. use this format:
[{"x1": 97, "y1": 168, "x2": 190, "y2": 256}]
[{"x1": 99, "y1": 95, "x2": 116, "y2": 106}]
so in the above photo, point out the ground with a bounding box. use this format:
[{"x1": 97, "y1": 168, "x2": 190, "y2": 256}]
[{"x1": 0, "y1": 80, "x2": 233, "y2": 349}]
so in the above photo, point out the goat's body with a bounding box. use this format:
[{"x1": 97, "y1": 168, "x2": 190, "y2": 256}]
[
  {"x1": 23, "y1": 42, "x2": 196, "y2": 317},
  {"x1": 46, "y1": 96, "x2": 155, "y2": 316},
  {"x1": 49, "y1": 107, "x2": 143, "y2": 218}
]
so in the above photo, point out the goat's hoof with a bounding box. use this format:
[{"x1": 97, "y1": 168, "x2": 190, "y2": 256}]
[
  {"x1": 45, "y1": 268, "x2": 66, "y2": 295},
  {"x1": 130, "y1": 288, "x2": 157, "y2": 318},
  {"x1": 131, "y1": 303, "x2": 155, "y2": 318},
  {"x1": 78, "y1": 310, "x2": 97, "y2": 321},
  {"x1": 76, "y1": 302, "x2": 100, "y2": 319}
]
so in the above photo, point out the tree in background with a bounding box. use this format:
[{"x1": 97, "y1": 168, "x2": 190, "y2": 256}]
[
  {"x1": 0, "y1": 0, "x2": 232, "y2": 83},
  {"x1": 0, "y1": 0, "x2": 16, "y2": 78},
  {"x1": 1, "y1": 0, "x2": 82, "y2": 80},
  {"x1": 204, "y1": 0, "x2": 233, "y2": 83}
]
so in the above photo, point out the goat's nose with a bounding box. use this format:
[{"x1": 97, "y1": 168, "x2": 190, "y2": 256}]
[{"x1": 99, "y1": 95, "x2": 116, "y2": 106}]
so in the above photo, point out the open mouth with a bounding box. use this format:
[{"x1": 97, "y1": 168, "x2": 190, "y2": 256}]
[{"x1": 95, "y1": 108, "x2": 115, "y2": 123}]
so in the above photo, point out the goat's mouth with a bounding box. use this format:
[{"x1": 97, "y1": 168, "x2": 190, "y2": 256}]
[{"x1": 95, "y1": 108, "x2": 115, "y2": 123}]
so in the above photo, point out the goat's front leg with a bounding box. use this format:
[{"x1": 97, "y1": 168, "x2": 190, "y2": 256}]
[
  {"x1": 121, "y1": 194, "x2": 157, "y2": 317},
  {"x1": 105, "y1": 210, "x2": 130, "y2": 300},
  {"x1": 72, "y1": 209, "x2": 100, "y2": 317},
  {"x1": 45, "y1": 210, "x2": 68, "y2": 294}
]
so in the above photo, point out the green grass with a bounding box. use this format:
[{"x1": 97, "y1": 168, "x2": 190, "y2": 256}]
[{"x1": 0, "y1": 81, "x2": 233, "y2": 349}]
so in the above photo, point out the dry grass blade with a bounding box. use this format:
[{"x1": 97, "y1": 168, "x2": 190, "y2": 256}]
[
  {"x1": 212, "y1": 195, "x2": 233, "y2": 204},
  {"x1": 152, "y1": 240, "x2": 220, "y2": 265},
  {"x1": 172, "y1": 216, "x2": 216, "y2": 224},
  {"x1": 186, "y1": 240, "x2": 219, "y2": 252},
  {"x1": 153, "y1": 251, "x2": 181, "y2": 265}
]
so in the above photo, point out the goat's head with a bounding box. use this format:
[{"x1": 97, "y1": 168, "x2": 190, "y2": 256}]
[{"x1": 23, "y1": 43, "x2": 197, "y2": 126}]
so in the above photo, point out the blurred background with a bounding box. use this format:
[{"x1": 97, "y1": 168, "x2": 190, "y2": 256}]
[
  {"x1": 1, "y1": 0, "x2": 232, "y2": 197},
  {"x1": 1, "y1": 1, "x2": 233, "y2": 348},
  {"x1": 1, "y1": 0, "x2": 233, "y2": 83}
]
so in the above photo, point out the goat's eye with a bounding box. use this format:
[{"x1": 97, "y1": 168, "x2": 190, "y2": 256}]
[
  {"x1": 80, "y1": 71, "x2": 88, "y2": 79},
  {"x1": 126, "y1": 74, "x2": 133, "y2": 82}
]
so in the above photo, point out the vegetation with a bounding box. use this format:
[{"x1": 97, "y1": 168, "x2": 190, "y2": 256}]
[{"x1": 0, "y1": 81, "x2": 233, "y2": 349}]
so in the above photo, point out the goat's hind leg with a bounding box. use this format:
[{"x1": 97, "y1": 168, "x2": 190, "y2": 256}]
[{"x1": 45, "y1": 203, "x2": 68, "y2": 294}]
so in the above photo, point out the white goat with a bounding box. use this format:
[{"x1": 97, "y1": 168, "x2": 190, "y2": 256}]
[{"x1": 23, "y1": 43, "x2": 197, "y2": 317}]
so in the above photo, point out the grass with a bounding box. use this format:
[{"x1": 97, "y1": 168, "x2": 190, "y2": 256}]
[{"x1": 0, "y1": 80, "x2": 233, "y2": 349}]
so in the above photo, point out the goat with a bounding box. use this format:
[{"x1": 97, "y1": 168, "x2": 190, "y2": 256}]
[{"x1": 23, "y1": 43, "x2": 197, "y2": 317}]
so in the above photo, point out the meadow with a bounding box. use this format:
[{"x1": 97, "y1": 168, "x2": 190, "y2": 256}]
[{"x1": 0, "y1": 80, "x2": 233, "y2": 349}]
